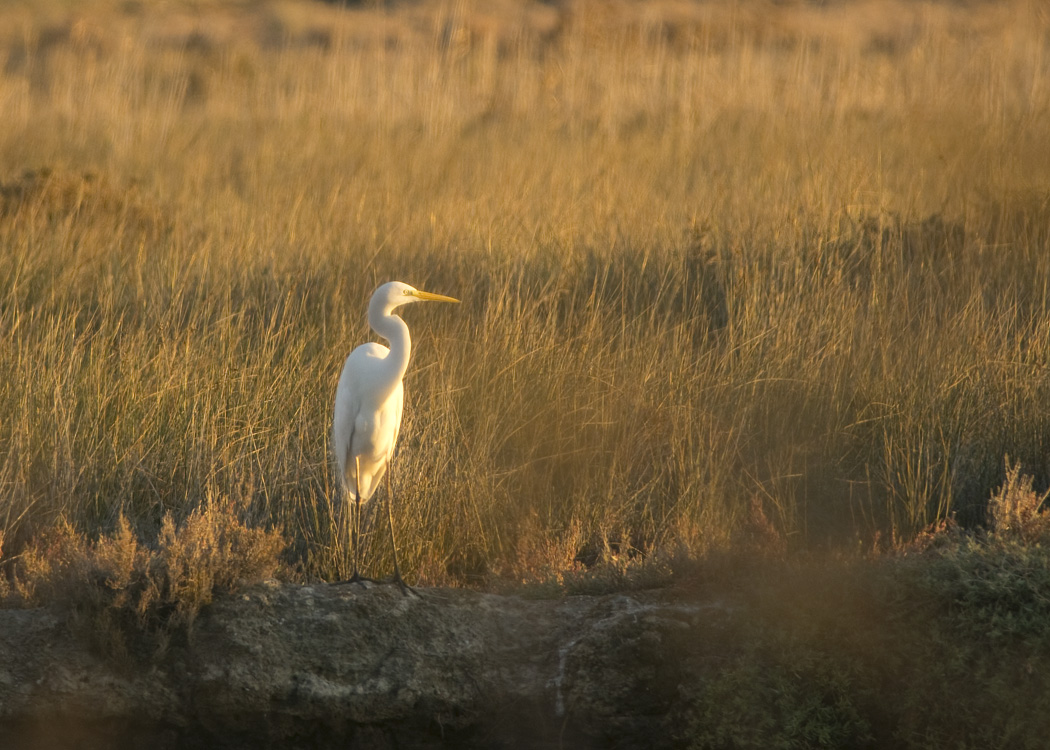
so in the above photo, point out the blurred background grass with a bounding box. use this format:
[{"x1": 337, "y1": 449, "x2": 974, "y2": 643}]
[{"x1": 0, "y1": 0, "x2": 1048, "y2": 586}]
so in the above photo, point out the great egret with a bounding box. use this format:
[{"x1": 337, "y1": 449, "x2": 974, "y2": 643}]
[{"x1": 331, "y1": 281, "x2": 459, "y2": 592}]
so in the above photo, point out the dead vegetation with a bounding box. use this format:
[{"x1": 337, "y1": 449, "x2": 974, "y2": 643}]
[
  {"x1": 7, "y1": 500, "x2": 284, "y2": 659},
  {"x1": 987, "y1": 459, "x2": 1050, "y2": 545},
  {"x1": 0, "y1": 0, "x2": 1048, "y2": 599}
]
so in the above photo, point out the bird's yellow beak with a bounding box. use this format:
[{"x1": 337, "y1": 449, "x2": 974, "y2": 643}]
[{"x1": 411, "y1": 289, "x2": 460, "y2": 303}]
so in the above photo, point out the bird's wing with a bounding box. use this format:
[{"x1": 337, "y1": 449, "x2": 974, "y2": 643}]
[
  {"x1": 332, "y1": 355, "x2": 363, "y2": 497},
  {"x1": 354, "y1": 379, "x2": 403, "y2": 499}
]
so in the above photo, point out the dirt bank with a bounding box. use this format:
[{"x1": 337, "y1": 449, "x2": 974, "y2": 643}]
[{"x1": 0, "y1": 582, "x2": 726, "y2": 749}]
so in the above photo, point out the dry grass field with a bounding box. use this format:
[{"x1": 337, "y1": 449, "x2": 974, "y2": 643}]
[{"x1": 1, "y1": 0, "x2": 1049, "y2": 594}]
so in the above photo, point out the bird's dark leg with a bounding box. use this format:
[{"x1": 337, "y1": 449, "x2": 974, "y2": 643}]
[
  {"x1": 335, "y1": 457, "x2": 377, "y2": 587},
  {"x1": 384, "y1": 467, "x2": 415, "y2": 596}
]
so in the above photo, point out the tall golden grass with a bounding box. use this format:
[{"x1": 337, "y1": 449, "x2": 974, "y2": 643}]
[{"x1": 1, "y1": 0, "x2": 1049, "y2": 587}]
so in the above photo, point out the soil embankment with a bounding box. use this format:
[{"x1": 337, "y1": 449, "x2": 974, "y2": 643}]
[
  {"x1": 0, "y1": 582, "x2": 723, "y2": 749},
  {"x1": 5, "y1": 552, "x2": 1050, "y2": 750}
]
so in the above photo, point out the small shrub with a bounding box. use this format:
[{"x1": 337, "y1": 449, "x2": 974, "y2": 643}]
[
  {"x1": 987, "y1": 459, "x2": 1050, "y2": 544},
  {"x1": 7, "y1": 501, "x2": 285, "y2": 660}
]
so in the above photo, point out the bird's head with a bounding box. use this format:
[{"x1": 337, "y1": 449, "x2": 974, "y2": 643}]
[{"x1": 370, "y1": 281, "x2": 460, "y2": 317}]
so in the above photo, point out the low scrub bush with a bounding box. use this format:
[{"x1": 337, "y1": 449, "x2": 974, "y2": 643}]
[{"x1": 6, "y1": 500, "x2": 285, "y2": 660}]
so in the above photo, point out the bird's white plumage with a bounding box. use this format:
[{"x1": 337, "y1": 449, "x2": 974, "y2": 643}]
[
  {"x1": 332, "y1": 342, "x2": 403, "y2": 501},
  {"x1": 331, "y1": 281, "x2": 459, "y2": 503}
]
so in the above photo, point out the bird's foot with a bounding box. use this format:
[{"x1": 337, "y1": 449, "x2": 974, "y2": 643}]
[
  {"x1": 332, "y1": 572, "x2": 379, "y2": 587},
  {"x1": 385, "y1": 572, "x2": 418, "y2": 597}
]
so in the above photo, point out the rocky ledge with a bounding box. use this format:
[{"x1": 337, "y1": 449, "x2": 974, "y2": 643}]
[{"x1": 0, "y1": 582, "x2": 730, "y2": 749}]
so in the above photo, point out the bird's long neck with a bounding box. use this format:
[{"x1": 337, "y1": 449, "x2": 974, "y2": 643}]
[{"x1": 369, "y1": 303, "x2": 411, "y2": 397}]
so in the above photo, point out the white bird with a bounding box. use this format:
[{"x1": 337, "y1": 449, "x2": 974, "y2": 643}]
[{"x1": 331, "y1": 281, "x2": 459, "y2": 592}]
